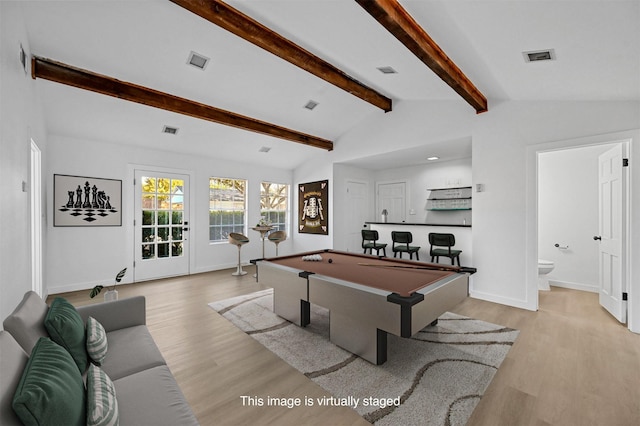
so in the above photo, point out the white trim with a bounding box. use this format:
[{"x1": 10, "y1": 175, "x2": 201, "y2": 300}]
[
  {"x1": 469, "y1": 289, "x2": 532, "y2": 311},
  {"x1": 30, "y1": 139, "x2": 43, "y2": 297},
  {"x1": 549, "y1": 280, "x2": 598, "y2": 293}
]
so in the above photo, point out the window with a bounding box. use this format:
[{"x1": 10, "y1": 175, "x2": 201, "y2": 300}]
[
  {"x1": 209, "y1": 178, "x2": 247, "y2": 242},
  {"x1": 260, "y1": 182, "x2": 289, "y2": 231}
]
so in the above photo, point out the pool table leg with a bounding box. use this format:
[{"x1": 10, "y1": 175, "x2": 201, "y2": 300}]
[
  {"x1": 301, "y1": 300, "x2": 310, "y2": 327},
  {"x1": 329, "y1": 311, "x2": 387, "y2": 365}
]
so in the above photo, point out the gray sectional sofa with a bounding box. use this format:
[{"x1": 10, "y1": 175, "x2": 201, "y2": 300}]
[{"x1": 1, "y1": 291, "x2": 199, "y2": 425}]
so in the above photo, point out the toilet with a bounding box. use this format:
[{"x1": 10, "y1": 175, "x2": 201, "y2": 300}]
[{"x1": 538, "y1": 259, "x2": 555, "y2": 291}]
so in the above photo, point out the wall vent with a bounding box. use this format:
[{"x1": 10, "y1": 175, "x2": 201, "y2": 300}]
[
  {"x1": 187, "y1": 51, "x2": 210, "y2": 70},
  {"x1": 523, "y1": 49, "x2": 556, "y2": 63}
]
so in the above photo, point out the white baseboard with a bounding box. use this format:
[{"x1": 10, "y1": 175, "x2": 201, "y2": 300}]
[
  {"x1": 469, "y1": 289, "x2": 535, "y2": 311},
  {"x1": 549, "y1": 280, "x2": 598, "y2": 293},
  {"x1": 48, "y1": 263, "x2": 255, "y2": 295},
  {"x1": 47, "y1": 278, "x2": 110, "y2": 295}
]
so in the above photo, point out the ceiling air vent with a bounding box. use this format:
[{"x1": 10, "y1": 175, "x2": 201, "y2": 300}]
[
  {"x1": 187, "y1": 51, "x2": 210, "y2": 70},
  {"x1": 162, "y1": 125, "x2": 179, "y2": 135},
  {"x1": 377, "y1": 66, "x2": 397, "y2": 74},
  {"x1": 523, "y1": 49, "x2": 556, "y2": 63},
  {"x1": 304, "y1": 100, "x2": 319, "y2": 111}
]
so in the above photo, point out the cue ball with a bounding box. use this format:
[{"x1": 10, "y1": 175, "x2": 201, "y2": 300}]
[{"x1": 328, "y1": 258, "x2": 333, "y2": 263}]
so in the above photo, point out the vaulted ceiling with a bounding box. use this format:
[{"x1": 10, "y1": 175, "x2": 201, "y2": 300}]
[{"x1": 21, "y1": 0, "x2": 640, "y2": 169}]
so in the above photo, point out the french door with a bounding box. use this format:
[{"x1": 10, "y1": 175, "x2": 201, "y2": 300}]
[{"x1": 134, "y1": 170, "x2": 190, "y2": 281}]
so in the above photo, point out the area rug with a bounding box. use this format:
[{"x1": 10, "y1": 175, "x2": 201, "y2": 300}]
[{"x1": 209, "y1": 289, "x2": 518, "y2": 426}]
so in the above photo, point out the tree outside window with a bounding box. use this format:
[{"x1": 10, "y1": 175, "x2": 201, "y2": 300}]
[
  {"x1": 260, "y1": 182, "x2": 289, "y2": 231},
  {"x1": 209, "y1": 178, "x2": 246, "y2": 242}
]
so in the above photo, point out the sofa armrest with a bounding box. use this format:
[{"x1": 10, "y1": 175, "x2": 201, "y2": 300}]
[{"x1": 76, "y1": 296, "x2": 146, "y2": 332}]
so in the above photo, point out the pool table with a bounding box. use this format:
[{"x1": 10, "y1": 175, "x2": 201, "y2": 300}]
[{"x1": 254, "y1": 249, "x2": 475, "y2": 365}]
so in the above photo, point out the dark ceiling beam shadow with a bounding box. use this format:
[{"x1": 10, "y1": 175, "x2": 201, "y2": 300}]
[
  {"x1": 31, "y1": 56, "x2": 333, "y2": 151},
  {"x1": 355, "y1": 0, "x2": 488, "y2": 114},
  {"x1": 169, "y1": 0, "x2": 392, "y2": 113}
]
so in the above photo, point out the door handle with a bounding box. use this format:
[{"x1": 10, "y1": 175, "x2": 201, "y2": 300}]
[{"x1": 593, "y1": 236, "x2": 601, "y2": 241}]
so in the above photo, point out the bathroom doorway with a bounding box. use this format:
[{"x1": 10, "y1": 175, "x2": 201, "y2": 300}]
[{"x1": 537, "y1": 140, "x2": 629, "y2": 323}]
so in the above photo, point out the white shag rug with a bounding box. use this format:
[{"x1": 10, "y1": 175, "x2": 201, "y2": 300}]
[{"x1": 210, "y1": 289, "x2": 518, "y2": 426}]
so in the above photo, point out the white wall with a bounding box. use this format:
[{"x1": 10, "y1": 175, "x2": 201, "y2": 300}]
[
  {"x1": 334, "y1": 100, "x2": 475, "y2": 163},
  {"x1": 332, "y1": 163, "x2": 375, "y2": 252},
  {"x1": 472, "y1": 100, "x2": 640, "y2": 319},
  {"x1": 0, "y1": 2, "x2": 49, "y2": 323},
  {"x1": 374, "y1": 158, "x2": 472, "y2": 225},
  {"x1": 538, "y1": 145, "x2": 614, "y2": 292},
  {"x1": 46, "y1": 135, "x2": 292, "y2": 294}
]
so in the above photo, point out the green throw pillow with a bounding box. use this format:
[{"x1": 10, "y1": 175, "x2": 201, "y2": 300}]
[
  {"x1": 87, "y1": 364, "x2": 119, "y2": 426},
  {"x1": 44, "y1": 297, "x2": 88, "y2": 373},
  {"x1": 86, "y1": 316, "x2": 108, "y2": 365},
  {"x1": 12, "y1": 337, "x2": 86, "y2": 426}
]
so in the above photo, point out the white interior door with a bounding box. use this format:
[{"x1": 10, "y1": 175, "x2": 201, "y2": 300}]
[
  {"x1": 134, "y1": 170, "x2": 190, "y2": 281},
  {"x1": 346, "y1": 180, "x2": 368, "y2": 252},
  {"x1": 597, "y1": 144, "x2": 626, "y2": 323},
  {"x1": 377, "y1": 182, "x2": 406, "y2": 222}
]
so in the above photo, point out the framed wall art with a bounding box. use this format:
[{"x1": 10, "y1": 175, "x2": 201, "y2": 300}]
[
  {"x1": 298, "y1": 180, "x2": 328, "y2": 235},
  {"x1": 53, "y1": 174, "x2": 122, "y2": 227}
]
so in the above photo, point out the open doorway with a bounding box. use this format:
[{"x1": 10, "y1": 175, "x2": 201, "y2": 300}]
[{"x1": 537, "y1": 141, "x2": 629, "y2": 323}]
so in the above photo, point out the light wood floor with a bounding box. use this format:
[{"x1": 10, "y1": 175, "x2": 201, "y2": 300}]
[{"x1": 51, "y1": 268, "x2": 640, "y2": 426}]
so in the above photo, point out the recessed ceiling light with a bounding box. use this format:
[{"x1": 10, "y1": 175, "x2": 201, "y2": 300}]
[
  {"x1": 258, "y1": 146, "x2": 271, "y2": 153},
  {"x1": 377, "y1": 66, "x2": 397, "y2": 74},
  {"x1": 427, "y1": 156, "x2": 439, "y2": 161},
  {"x1": 162, "y1": 125, "x2": 179, "y2": 135},
  {"x1": 522, "y1": 49, "x2": 556, "y2": 63},
  {"x1": 186, "y1": 51, "x2": 210, "y2": 70},
  {"x1": 304, "y1": 100, "x2": 319, "y2": 110}
]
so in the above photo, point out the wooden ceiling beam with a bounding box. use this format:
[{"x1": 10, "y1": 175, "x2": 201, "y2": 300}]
[
  {"x1": 170, "y1": 0, "x2": 392, "y2": 112},
  {"x1": 31, "y1": 56, "x2": 333, "y2": 151},
  {"x1": 356, "y1": 0, "x2": 488, "y2": 113}
]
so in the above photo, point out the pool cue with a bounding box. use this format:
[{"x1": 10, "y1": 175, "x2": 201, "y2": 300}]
[{"x1": 357, "y1": 262, "x2": 458, "y2": 272}]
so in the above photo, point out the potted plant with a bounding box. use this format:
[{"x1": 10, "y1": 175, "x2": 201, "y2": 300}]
[{"x1": 90, "y1": 267, "x2": 127, "y2": 301}]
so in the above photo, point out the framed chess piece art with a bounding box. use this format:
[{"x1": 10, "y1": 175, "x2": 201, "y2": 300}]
[{"x1": 53, "y1": 174, "x2": 122, "y2": 227}]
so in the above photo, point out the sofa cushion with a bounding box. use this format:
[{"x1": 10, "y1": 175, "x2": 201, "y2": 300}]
[
  {"x1": 44, "y1": 297, "x2": 88, "y2": 373},
  {"x1": 113, "y1": 365, "x2": 199, "y2": 426},
  {"x1": 2, "y1": 291, "x2": 49, "y2": 355},
  {"x1": 100, "y1": 325, "x2": 166, "y2": 380},
  {"x1": 87, "y1": 317, "x2": 108, "y2": 365},
  {"x1": 12, "y1": 337, "x2": 86, "y2": 426},
  {"x1": 87, "y1": 364, "x2": 119, "y2": 426},
  {"x1": 0, "y1": 332, "x2": 28, "y2": 426}
]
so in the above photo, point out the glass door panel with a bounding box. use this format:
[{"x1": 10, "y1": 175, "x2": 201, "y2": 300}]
[{"x1": 135, "y1": 170, "x2": 189, "y2": 281}]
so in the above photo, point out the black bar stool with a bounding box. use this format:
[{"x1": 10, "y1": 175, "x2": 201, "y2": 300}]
[
  {"x1": 361, "y1": 229, "x2": 387, "y2": 256},
  {"x1": 428, "y1": 233, "x2": 462, "y2": 266},
  {"x1": 391, "y1": 231, "x2": 420, "y2": 260}
]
